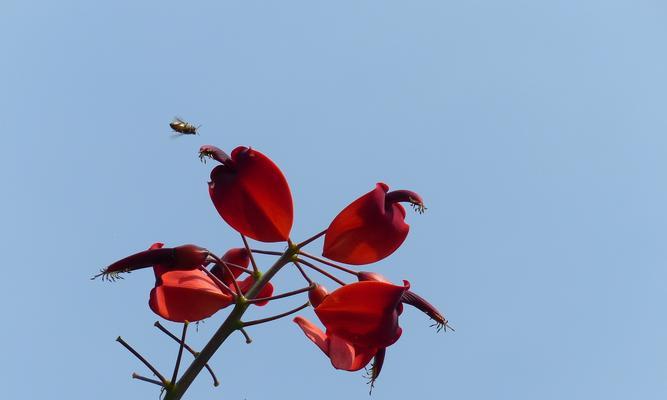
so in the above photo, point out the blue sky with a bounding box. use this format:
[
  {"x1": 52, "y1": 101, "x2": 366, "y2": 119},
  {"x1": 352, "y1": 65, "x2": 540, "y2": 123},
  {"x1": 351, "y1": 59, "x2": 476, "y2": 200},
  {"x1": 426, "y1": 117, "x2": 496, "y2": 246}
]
[{"x1": 2, "y1": 1, "x2": 667, "y2": 399}]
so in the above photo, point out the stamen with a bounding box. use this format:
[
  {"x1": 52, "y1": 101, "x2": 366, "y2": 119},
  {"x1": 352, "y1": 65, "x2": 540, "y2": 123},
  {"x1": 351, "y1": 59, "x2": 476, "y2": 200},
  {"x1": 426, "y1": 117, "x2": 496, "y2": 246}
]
[
  {"x1": 91, "y1": 268, "x2": 129, "y2": 281},
  {"x1": 198, "y1": 145, "x2": 232, "y2": 165},
  {"x1": 409, "y1": 200, "x2": 427, "y2": 214},
  {"x1": 401, "y1": 290, "x2": 450, "y2": 333},
  {"x1": 363, "y1": 348, "x2": 386, "y2": 395}
]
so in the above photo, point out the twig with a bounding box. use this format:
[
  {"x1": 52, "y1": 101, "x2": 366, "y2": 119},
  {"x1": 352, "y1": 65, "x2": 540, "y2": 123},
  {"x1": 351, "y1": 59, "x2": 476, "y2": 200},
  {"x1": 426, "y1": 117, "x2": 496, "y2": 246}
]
[
  {"x1": 242, "y1": 302, "x2": 310, "y2": 327},
  {"x1": 296, "y1": 229, "x2": 327, "y2": 249},
  {"x1": 241, "y1": 234, "x2": 259, "y2": 274},
  {"x1": 153, "y1": 321, "x2": 219, "y2": 386},
  {"x1": 296, "y1": 259, "x2": 346, "y2": 286},
  {"x1": 116, "y1": 336, "x2": 168, "y2": 385}
]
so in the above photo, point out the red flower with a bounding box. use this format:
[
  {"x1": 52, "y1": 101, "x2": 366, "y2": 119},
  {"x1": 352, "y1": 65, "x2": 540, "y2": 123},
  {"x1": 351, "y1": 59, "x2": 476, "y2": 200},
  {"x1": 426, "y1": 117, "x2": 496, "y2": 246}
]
[
  {"x1": 210, "y1": 248, "x2": 275, "y2": 306},
  {"x1": 294, "y1": 275, "x2": 448, "y2": 385},
  {"x1": 149, "y1": 244, "x2": 235, "y2": 322},
  {"x1": 322, "y1": 183, "x2": 425, "y2": 265},
  {"x1": 95, "y1": 243, "x2": 213, "y2": 280},
  {"x1": 293, "y1": 280, "x2": 408, "y2": 380},
  {"x1": 201, "y1": 145, "x2": 293, "y2": 243}
]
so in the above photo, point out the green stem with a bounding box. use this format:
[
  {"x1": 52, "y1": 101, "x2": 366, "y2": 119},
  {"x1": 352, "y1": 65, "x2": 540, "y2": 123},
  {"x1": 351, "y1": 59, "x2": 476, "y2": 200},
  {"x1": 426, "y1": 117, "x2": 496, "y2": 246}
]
[{"x1": 163, "y1": 245, "x2": 297, "y2": 400}]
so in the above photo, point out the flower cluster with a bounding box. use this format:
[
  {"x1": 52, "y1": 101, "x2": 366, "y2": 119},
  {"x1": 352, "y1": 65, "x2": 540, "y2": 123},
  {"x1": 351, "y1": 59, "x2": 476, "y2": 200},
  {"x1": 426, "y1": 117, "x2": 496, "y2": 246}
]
[{"x1": 94, "y1": 144, "x2": 450, "y2": 398}]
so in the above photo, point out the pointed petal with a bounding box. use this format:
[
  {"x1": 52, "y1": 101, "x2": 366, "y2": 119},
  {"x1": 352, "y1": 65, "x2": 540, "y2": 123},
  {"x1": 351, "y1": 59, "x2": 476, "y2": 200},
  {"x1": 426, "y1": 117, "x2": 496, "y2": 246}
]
[
  {"x1": 208, "y1": 146, "x2": 293, "y2": 242},
  {"x1": 293, "y1": 316, "x2": 329, "y2": 354}
]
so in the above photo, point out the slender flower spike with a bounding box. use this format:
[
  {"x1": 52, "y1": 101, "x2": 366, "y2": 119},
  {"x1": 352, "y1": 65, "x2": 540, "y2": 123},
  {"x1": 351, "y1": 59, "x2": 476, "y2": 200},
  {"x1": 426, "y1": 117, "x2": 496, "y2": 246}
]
[
  {"x1": 201, "y1": 145, "x2": 294, "y2": 242},
  {"x1": 294, "y1": 277, "x2": 448, "y2": 387},
  {"x1": 210, "y1": 248, "x2": 275, "y2": 306},
  {"x1": 93, "y1": 243, "x2": 213, "y2": 281},
  {"x1": 322, "y1": 182, "x2": 425, "y2": 265}
]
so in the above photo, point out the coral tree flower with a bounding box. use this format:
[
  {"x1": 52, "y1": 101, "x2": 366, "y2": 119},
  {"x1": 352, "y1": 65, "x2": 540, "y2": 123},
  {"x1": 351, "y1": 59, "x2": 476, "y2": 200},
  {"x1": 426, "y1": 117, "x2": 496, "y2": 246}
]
[
  {"x1": 293, "y1": 280, "x2": 408, "y2": 384},
  {"x1": 95, "y1": 243, "x2": 213, "y2": 280},
  {"x1": 201, "y1": 145, "x2": 293, "y2": 243},
  {"x1": 322, "y1": 182, "x2": 425, "y2": 265},
  {"x1": 148, "y1": 243, "x2": 235, "y2": 322},
  {"x1": 294, "y1": 273, "x2": 448, "y2": 385},
  {"x1": 96, "y1": 244, "x2": 273, "y2": 322},
  {"x1": 210, "y1": 248, "x2": 275, "y2": 306}
]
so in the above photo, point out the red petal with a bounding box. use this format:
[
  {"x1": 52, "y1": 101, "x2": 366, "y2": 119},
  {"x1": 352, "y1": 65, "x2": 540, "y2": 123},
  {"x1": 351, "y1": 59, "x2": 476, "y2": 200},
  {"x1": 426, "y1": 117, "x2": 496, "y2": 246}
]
[
  {"x1": 149, "y1": 269, "x2": 233, "y2": 322},
  {"x1": 238, "y1": 276, "x2": 274, "y2": 306},
  {"x1": 293, "y1": 317, "x2": 376, "y2": 371},
  {"x1": 210, "y1": 248, "x2": 250, "y2": 284},
  {"x1": 315, "y1": 281, "x2": 408, "y2": 348},
  {"x1": 293, "y1": 316, "x2": 329, "y2": 354},
  {"x1": 208, "y1": 146, "x2": 293, "y2": 242},
  {"x1": 322, "y1": 183, "x2": 410, "y2": 265},
  {"x1": 327, "y1": 334, "x2": 377, "y2": 371}
]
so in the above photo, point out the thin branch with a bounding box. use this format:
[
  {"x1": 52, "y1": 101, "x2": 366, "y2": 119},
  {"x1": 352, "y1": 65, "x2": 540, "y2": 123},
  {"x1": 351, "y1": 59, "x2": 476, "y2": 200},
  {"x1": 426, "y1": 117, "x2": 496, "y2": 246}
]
[
  {"x1": 153, "y1": 321, "x2": 219, "y2": 386},
  {"x1": 239, "y1": 327, "x2": 253, "y2": 344},
  {"x1": 292, "y1": 260, "x2": 313, "y2": 285},
  {"x1": 222, "y1": 263, "x2": 243, "y2": 295},
  {"x1": 296, "y1": 229, "x2": 327, "y2": 249},
  {"x1": 242, "y1": 302, "x2": 310, "y2": 327},
  {"x1": 298, "y1": 251, "x2": 359, "y2": 276},
  {"x1": 246, "y1": 285, "x2": 313, "y2": 304},
  {"x1": 219, "y1": 261, "x2": 253, "y2": 275},
  {"x1": 170, "y1": 322, "x2": 189, "y2": 385},
  {"x1": 198, "y1": 266, "x2": 236, "y2": 297},
  {"x1": 116, "y1": 336, "x2": 168, "y2": 385},
  {"x1": 132, "y1": 372, "x2": 165, "y2": 387},
  {"x1": 241, "y1": 234, "x2": 259, "y2": 274},
  {"x1": 296, "y1": 259, "x2": 346, "y2": 286},
  {"x1": 208, "y1": 253, "x2": 253, "y2": 275},
  {"x1": 250, "y1": 249, "x2": 283, "y2": 256}
]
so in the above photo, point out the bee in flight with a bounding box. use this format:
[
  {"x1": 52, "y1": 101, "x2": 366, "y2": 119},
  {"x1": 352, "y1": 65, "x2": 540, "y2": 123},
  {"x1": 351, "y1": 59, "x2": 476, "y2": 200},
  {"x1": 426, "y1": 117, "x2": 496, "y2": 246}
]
[{"x1": 170, "y1": 117, "x2": 200, "y2": 135}]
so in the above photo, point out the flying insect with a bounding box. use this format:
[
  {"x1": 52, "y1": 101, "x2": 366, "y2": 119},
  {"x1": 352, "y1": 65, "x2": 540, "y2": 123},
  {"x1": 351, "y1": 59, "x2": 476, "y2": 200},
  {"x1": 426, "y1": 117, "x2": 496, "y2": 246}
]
[{"x1": 170, "y1": 117, "x2": 200, "y2": 135}]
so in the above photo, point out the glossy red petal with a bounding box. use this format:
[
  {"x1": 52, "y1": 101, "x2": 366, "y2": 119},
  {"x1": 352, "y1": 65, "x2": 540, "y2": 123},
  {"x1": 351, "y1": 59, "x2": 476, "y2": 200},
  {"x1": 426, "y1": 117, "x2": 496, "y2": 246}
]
[
  {"x1": 293, "y1": 317, "x2": 377, "y2": 371},
  {"x1": 208, "y1": 146, "x2": 293, "y2": 242},
  {"x1": 293, "y1": 316, "x2": 329, "y2": 354},
  {"x1": 315, "y1": 281, "x2": 408, "y2": 348},
  {"x1": 149, "y1": 269, "x2": 234, "y2": 322},
  {"x1": 210, "y1": 248, "x2": 250, "y2": 284},
  {"x1": 238, "y1": 276, "x2": 274, "y2": 306},
  {"x1": 327, "y1": 334, "x2": 377, "y2": 371},
  {"x1": 322, "y1": 183, "x2": 410, "y2": 265}
]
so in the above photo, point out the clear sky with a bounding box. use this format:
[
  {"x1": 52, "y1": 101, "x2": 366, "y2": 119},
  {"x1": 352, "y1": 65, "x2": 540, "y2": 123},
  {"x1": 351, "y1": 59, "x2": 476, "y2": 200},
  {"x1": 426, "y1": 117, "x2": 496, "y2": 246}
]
[{"x1": 2, "y1": 1, "x2": 666, "y2": 399}]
